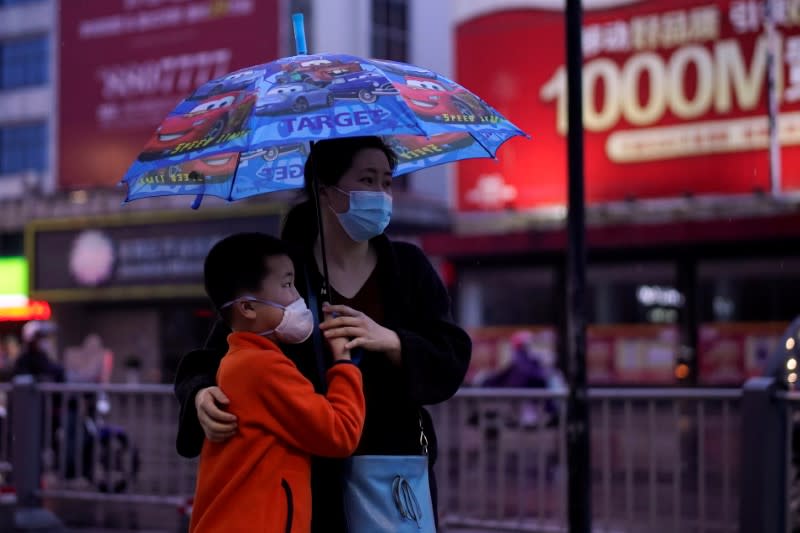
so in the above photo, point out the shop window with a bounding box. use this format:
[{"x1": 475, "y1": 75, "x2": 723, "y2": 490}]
[
  {"x1": 371, "y1": 0, "x2": 408, "y2": 62},
  {"x1": 0, "y1": 122, "x2": 47, "y2": 174},
  {"x1": 0, "y1": 0, "x2": 43, "y2": 6},
  {"x1": 587, "y1": 263, "x2": 678, "y2": 325},
  {"x1": 697, "y1": 258, "x2": 800, "y2": 385},
  {"x1": 586, "y1": 263, "x2": 678, "y2": 385},
  {"x1": 460, "y1": 267, "x2": 557, "y2": 327},
  {"x1": 699, "y1": 258, "x2": 800, "y2": 323},
  {"x1": 0, "y1": 35, "x2": 48, "y2": 89}
]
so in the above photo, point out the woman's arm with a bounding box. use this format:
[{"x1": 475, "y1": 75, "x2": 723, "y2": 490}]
[
  {"x1": 173, "y1": 320, "x2": 231, "y2": 458},
  {"x1": 392, "y1": 242, "x2": 472, "y2": 405},
  {"x1": 320, "y1": 242, "x2": 472, "y2": 405}
]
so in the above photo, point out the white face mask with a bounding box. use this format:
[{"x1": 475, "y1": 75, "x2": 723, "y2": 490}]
[{"x1": 221, "y1": 296, "x2": 314, "y2": 345}]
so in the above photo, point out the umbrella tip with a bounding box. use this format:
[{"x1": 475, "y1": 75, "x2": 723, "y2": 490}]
[
  {"x1": 191, "y1": 193, "x2": 204, "y2": 210},
  {"x1": 292, "y1": 13, "x2": 308, "y2": 55}
]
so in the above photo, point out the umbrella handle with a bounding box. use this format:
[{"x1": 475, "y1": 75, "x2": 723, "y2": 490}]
[
  {"x1": 309, "y1": 141, "x2": 332, "y2": 301},
  {"x1": 292, "y1": 13, "x2": 308, "y2": 55}
]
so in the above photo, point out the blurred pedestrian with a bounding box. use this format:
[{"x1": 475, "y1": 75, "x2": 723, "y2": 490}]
[
  {"x1": 14, "y1": 321, "x2": 66, "y2": 481},
  {"x1": 481, "y1": 330, "x2": 563, "y2": 428},
  {"x1": 0, "y1": 335, "x2": 21, "y2": 382},
  {"x1": 189, "y1": 233, "x2": 365, "y2": 533},
  {"x1": 13, "y1": 320, "x2": 64, "y2": 383}
]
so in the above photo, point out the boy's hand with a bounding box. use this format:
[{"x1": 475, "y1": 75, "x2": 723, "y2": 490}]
[
  {"x1": 195, "y1": 386, "x2": 237, "y2": 442},
  {"x1": 321, "y1": 303, "x2": 401, "y2": 364},
  {"x1": 323, "y1": 307, "x2": 351, "y2": 361}
]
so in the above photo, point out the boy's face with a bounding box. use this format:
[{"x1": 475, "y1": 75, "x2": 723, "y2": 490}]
[{"x1": 236, "y1": 254, "x2": 300, "y2": 332}]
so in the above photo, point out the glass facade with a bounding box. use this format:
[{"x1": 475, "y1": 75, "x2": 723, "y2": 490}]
[
  {"x1": 371, "y1": 0, "x2": 408, "y2": 61},
  {"x1": 0, "y1": 35, "x2": 48, "y2": 89},
  {"x1": 0, "y1": 122, "x2": 47, "y2": 174}
]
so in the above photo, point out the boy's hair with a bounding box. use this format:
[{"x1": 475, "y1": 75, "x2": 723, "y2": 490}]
[{"x1": 204, "y1": 233, "x2": 290, "y2": 318}]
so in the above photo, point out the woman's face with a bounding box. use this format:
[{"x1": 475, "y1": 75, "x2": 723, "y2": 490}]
[{"x1": 326, "y1": 148, "x2": 393, "y2": 214}]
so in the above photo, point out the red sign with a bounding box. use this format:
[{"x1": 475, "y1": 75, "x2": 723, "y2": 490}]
[
  {"x1": 0, "y1": 300, "x2": 51, "y2": 322},
  {"x1": 456, "y1": 1, "x2": 800, "y2": 211},
  {"x1": 466, "y1": 324, "x2": 678, "y2": 386},
  {"x1": 58, "y1": 0, "x2": 280, "y2": 189},
  {"x1": 698, "y1": 321, "x2": 785, "y2": 384}
]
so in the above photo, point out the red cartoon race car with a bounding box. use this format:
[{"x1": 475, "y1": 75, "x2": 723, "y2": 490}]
[
  {"x1": 138, "y1": 91, "x2": 256, "y2": 161},
  {"x1": 396, "y1": 76, "x2": 491, "y2": 123}
]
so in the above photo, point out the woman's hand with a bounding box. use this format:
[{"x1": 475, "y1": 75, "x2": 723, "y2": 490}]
[
  {"x1": 320, "y1": 303, "x2": 402, "y2": 364},
  {"x1": 195, "y1": 386, "x2": 237, "y2": 442},
  {"x1": 323, "y1": 306, "x2": 351, "y2": 361}
]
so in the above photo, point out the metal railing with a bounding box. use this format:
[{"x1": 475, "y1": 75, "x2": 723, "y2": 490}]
[
  {"x1": 780, "y1": 391, "x2": 800, "y2": 533},
  {"x1": 0, "y1": 378, "x2": 794, "y2": 532},
  {"x1": 431, "y1": 388, "x2": 568, "y2": 532},
  {"x1": 431, "y1": 387, "x2": 742, "y2": 533},
  {"x1": 34, "y1": 383, "x2": 196, "y2": 507}
]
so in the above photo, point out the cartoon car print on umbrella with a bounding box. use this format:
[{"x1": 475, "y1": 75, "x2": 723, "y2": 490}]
[
  {"x1": 369, "y1": 59, "x2": 437, "y2": 79},
  {"x1": 138, "y1": 152, "x2": 239, "y2": 187},
  {"x1": 328, "y1": 71, "x2": 398, "y2": 103},
  {"x1": 122, "y1": 52, "x2": 527, "y2": 207},
  {"x1": 397, "y1": 76, "x2": 492, "y2": 123},
  {"x1": 256, "y1": 82, "x2": 334, "y2": 115},
  {"x1": 138, "y1": 91, "x2": 255, "y2": 161},
  {"x1": 241, "y1": 142, "x2": 308, "y2": 162},
  {"x1": 279, "y1": 58, "x2": 362, "y2": 84},
  {"x1": 188, "y1": 68, "x2": 264, "y2": 100},
  {"x1": 387, "y1": 132, "x2": 475, "y2": 162}
]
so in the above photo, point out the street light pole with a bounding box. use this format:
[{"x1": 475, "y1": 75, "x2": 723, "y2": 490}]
[{"x1": 565, "y1": 1, "x2": 592, "y2": 532}]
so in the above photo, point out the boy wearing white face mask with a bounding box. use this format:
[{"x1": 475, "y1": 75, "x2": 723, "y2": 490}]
[{"x1": 190, "y1": 233, "x2": 365, "y2": 533}]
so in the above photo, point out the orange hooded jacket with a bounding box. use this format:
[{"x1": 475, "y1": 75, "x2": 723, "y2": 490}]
[{"x1": 189, "y1": 332, "x2": 365, "y2": 533}]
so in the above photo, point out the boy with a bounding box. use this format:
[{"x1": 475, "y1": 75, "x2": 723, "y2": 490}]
[{"x1": 189, "y1": 233, "x2": 365, "y2": 533}]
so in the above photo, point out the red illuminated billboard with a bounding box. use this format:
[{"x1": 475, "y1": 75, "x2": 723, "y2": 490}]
[
  {"x1": 456, "y1": 0, "x2": 800, "y2": 211},
  {"x1": 58, "y1": 0, "x2": 280, "y2": 190}
]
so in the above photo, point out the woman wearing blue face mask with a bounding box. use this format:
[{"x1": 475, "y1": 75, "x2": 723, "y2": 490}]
[{"x1": 174, "y1": 136, "x2": 472, "y2": 533}]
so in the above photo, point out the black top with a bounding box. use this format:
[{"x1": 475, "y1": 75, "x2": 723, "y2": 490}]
[
  {"x1": 13, "y1": 348, "x2": 65, "y2": 383},
  {"x1": 173, "y1": 218, "x2": 472, "y2": 532}
]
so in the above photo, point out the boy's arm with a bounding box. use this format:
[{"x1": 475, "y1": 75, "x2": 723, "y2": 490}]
[{"x1": 236, "y1": 351, "x2": 365, "y2": 457}]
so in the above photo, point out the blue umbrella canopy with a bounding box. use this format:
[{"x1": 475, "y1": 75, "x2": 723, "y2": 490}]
[{"x1": 121, "y1": 53, "x2": 527, "y2": 205}]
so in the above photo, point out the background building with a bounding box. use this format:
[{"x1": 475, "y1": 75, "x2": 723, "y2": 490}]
[
  {"x1": 0, "y1": 0, "x2": 454, "y2": 382},
  {"x1": 427, "y1": 0, "x2": 800, "y2": 387},
  {"x1": 2, "y1": 0, "x2": 798, "y2": 386}
]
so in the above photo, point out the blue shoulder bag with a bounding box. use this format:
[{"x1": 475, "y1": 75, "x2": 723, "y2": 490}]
[{"x1": 304, "y1": 270, "x2": 436, "y2": 532}]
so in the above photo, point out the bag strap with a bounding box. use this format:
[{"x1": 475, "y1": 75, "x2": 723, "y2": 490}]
[
  {"x1": 304, "y1": 265, "x2": 328, "y2": 394},
  {"x1": 419, "y1": 414, "x2": 429, "y2": 456}
]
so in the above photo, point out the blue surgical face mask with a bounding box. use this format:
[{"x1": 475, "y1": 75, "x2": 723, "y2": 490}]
[{"x1": 331, "y1": 187, "x2": 392, "y2": 242}]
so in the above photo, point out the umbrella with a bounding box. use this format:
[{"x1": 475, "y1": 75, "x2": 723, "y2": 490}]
[
  {"x1": 119, "y1": 14, "x2": 527, "y2": 294},
  {"x1": 121, "y1": 21, "x2": 525, "y2": 204}
]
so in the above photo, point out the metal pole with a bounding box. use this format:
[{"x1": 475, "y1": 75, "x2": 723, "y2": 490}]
[
  {"x1": 739, "y1": 377, "x2": 786, "y2": 533},
  {"x1": 765, "y1": 0, "x2": 782, "y2": 195},
  {"x1": 565, "y1": 1, "x2": 591, "y2": 532}
]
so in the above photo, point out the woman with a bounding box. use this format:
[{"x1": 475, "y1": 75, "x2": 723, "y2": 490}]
[{"x1": 174, "y1": 136, "x2": 472, "y2": 532}]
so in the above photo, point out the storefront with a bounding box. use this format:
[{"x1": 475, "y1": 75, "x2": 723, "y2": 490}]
[
  {"x1": 439, "y1": 0, "x2": 800, "y2": 386},
  {"x1": 26, "y1": 205, "x2": 284, "y2": 383},
  {"x1": 0, "y1": 256, "x2": 51, "y2": 372},
  {"x1": 423, "y1": 211, "x2": 800, "y2": 386}
]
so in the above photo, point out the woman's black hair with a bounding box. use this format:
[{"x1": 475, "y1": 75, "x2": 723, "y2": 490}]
[{"x1": 282, "y1": 136, "x2": 397, "y2": 245}]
